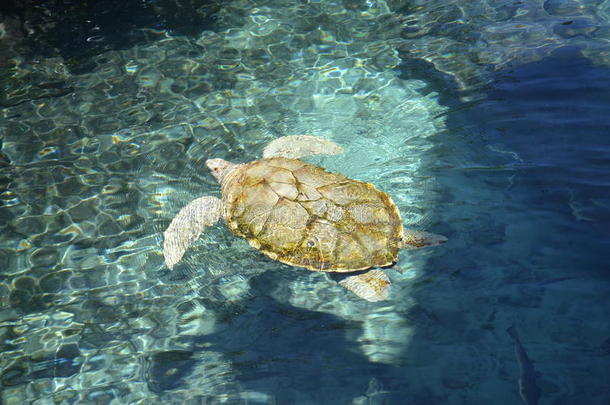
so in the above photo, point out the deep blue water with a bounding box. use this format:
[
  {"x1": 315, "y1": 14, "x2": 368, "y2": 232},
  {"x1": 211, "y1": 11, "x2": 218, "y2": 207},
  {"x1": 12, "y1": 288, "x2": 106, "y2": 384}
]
[
  {"x1": 1, "y1": 1, "x2": 610, "y2": 404},
  {"x1": 415, "y1": 47, "x2": 610, "y2": 404}
]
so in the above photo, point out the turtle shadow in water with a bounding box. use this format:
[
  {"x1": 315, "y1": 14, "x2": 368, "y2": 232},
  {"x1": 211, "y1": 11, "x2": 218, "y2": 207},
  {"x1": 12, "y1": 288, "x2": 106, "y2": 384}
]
[{"x1": 172, "y1": 270, "x2": 405, "y2": 403}]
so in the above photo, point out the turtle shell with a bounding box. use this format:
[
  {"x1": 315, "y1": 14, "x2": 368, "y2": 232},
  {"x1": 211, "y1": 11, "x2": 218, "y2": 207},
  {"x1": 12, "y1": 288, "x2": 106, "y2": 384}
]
[{"x1": 222, "y1": 157, "x2": 404, "y2": 272}]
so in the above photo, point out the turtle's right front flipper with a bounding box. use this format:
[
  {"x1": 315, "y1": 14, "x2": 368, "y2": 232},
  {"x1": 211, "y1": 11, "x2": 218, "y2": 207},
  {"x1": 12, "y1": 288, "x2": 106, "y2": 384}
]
[
  {"x1": 163, "y1": 196, "x2": 223, "y2": 270},
  {"x1": 263, "y1": 135, "x2": 343, "y2": 159}
]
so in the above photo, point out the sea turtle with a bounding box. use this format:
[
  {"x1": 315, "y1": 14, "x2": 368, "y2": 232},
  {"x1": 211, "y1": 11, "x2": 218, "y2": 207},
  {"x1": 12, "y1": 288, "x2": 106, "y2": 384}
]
[{"x1": 163, "y1": 135, "x2": 446, "y2": 301}]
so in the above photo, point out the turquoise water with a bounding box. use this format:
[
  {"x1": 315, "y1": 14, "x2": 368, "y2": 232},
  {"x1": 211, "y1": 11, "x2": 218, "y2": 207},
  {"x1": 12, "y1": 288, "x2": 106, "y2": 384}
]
[{"x1": 1, "y1": 1, "x2": 609, "y2": 403}]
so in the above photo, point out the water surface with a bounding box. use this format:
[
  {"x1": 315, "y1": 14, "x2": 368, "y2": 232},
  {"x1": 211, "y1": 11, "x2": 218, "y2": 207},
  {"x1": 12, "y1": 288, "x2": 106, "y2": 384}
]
[{"x1": 1, "y1": 1, "x2": 609, "y2": 404}]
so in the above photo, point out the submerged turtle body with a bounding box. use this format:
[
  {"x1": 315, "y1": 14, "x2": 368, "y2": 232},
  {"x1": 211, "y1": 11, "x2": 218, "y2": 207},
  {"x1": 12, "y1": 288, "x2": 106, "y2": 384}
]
[
  {"x1": 222, "y1": 157, "x2": 404, "y2": 272},
  {"x1": 163, "y1": 135, "x2": 447, "y2": 302}
]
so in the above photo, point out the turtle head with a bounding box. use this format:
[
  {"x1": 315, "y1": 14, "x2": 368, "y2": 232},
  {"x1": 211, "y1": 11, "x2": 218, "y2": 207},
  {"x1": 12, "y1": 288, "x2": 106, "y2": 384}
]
[{"x1": 206, "y1": 158, "x2": 236, "y2": 183}]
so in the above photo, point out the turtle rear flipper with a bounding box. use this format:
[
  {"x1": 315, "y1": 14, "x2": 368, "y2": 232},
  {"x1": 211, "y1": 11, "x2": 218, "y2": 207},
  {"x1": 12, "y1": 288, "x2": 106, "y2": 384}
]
[
  {"x1": 263, "y1": 135, "x2": 343, "y2": 159},
  {"x1": 338, "y1": 269, "x2": 390, "y2": 302},
  {"x1": 163, "y1": 196, "x2": 223, "y2": 270},
  {"x1": 401, "y1": 230, "x2": 447, "y2": 249}
]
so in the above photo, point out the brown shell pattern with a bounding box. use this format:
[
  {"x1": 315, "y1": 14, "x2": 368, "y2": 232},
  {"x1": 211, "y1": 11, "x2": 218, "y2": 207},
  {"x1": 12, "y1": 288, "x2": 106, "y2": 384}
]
[{"x1": 223, "y1": 157, "x2": 403, "y2": 272}]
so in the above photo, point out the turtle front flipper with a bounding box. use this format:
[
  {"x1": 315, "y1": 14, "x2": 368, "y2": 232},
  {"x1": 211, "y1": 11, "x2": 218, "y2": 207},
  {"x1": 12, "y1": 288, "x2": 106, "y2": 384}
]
[
  {"x1": 263, "y1": 135, "x2": 343, "y2": 159},
  {"x1": 163, "y1": 196, "x2": 223, "y2": 270},
  {"x1": 401, "y1": 230, "x2": 447, "y2": 249},
  {"x1": 338, "y1": 269, "x2": 391, "y2": 302}
]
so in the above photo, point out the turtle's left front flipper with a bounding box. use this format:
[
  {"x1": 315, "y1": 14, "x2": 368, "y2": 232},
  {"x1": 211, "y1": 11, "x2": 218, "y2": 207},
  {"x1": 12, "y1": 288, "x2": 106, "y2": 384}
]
[
  {"x1": 338, "y1": 269, "x2": 391, "y2": 302},
  {"x1": 401, "y1": 230, "x2": 447, "y2": 249},
  {"x1": 163, "y1": 196, "x2": 222, "y2": 270}
]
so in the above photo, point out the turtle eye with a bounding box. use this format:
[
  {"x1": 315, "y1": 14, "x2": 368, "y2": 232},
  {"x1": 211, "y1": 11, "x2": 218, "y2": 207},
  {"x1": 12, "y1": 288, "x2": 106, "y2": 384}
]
[{"x1": 307, "y1": 240, "x2": 315, "y2": 247}]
